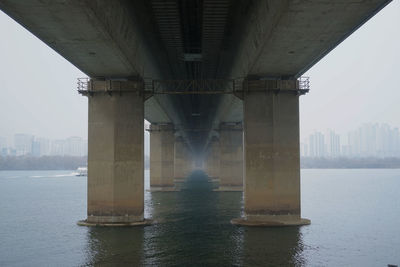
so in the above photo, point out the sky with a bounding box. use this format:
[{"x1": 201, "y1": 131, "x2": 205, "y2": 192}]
[
  {"x1": 0, "y1": 1, "x2": 399, "y2": 145},
  {"x1": 301, "y1": 1, "x2": 400, "y2": 139}
]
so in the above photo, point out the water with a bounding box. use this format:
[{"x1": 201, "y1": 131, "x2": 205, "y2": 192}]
[{"x1": 0, "y1": 169, "x2": 399, "y2": 266}]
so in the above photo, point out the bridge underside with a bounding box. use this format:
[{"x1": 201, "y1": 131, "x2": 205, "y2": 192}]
[
  {"x1": 0, "y1": 0, "x2": 390, "y2": 152},
  {"x1": 0, "y1": 0, "x2": 391, "y2": 225}
]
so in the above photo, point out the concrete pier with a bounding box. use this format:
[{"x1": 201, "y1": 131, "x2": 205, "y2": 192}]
[
  {"x1": 204, "y1": 136, "x2": 220, "y2": 184},
  {"x1": 81, "y1": 80, "x2": 150, "y2": 226},
  {"x1": 174, "y1": 136, "x2": 193, "y2": 186},
  {"x1": 3, "y1": 0, "x2": 390, "y2": 228},
  {"x1": 149, "y1": 123, "x2": 176, "y2": 191},
  {"x1": 232, "y1": 80, "x2": 310, "y2": 226},
  {"x1": 205, "y1": 136, "x2": 220, "y2": 179},
  {"x1": 217, "y1": 123, "x2": 243, "y2": 191}
]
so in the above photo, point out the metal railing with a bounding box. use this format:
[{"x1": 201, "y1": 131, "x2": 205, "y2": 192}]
[
  {"x1": 298, "y1": 76, "x2": 310, "y2": 91},
  {"x1": 77, "y1": 77, "x2": 309, "y2": 96},
  {"x1": 151, "y1": 79, "x2": 235, "y2": 95},
  {"x1": 77, "y1": 77, "x2": 90, "y2": 93}
]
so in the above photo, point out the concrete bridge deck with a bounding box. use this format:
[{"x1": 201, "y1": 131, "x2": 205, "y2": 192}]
[{"x1": 0, "y1": 0, "x2": 391, "y2": 226}]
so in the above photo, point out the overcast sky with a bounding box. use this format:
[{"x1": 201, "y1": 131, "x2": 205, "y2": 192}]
[
  {"x1": 0, "y1": 1, "x2": 399, "y2": 145},
  {"x1": 301, "y1": 1, "x2": 400, "y2": 139}
]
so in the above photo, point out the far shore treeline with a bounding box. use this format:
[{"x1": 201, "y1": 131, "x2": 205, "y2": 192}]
[
  {"x1": 0, "y1": 156, "x2": 88, "y2": 170},
  {"x1": 301, "y1": 157, "x2": 400, "y2": 169},
  {"x1": 0, "y1": 155, "x2": 151, "y2": 170},
  {"x1": 1, "y1": 155, "x2": 400, "y2": 170}
]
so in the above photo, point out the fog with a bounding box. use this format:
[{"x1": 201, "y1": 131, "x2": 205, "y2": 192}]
[
  {"x1": 0, "y1": 1, "x2": 399, "y2": 145},
  {"x1": 301, "y1": 0, "x2": 400, "y2": 138}
]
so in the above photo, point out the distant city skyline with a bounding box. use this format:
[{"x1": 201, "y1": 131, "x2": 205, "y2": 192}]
[
  {"x1": 0, "y1": 133, "x2": 87, "y2": 157},
  {"x1": 0, "y1": 129, "x2": 150, "y2": 158},
  {"x1": 0, "y1": 2, "x2": 399, "y2": 143},
  {"x1": 301, "y1": 122, "x2": 400, "y2": 158}
]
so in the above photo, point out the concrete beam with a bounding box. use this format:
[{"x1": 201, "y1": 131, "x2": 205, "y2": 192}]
[
  {"x1": 225, "y1": 0, "x2": 391, "y2": 78},
  {"x1": 211, "y1": 0, "x2": 390, "y2": 134},
  {"x1": 0, "y1": 0, "x2": 189, "y2": 127},
  {"x1": 0, "y1": 0, "x2": 164, "y2": 78}
]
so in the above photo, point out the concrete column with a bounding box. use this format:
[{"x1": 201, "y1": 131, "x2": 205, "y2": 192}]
[
  {"x1": 80, "y1": 80, "x2": 149, "y2": 226},
  {"x1": 174, "y1": 136, "x2": 193, "y2": 183},
  {"x1": 217, "y1": 123, "x2": 243, "y2": 191},
  {"x1": 232, "y1": 79, "x2": 310, "y2": 226},
  {"x1": 149, "y1": 123, "x2": 175, "y2": 191},
  {"x1": 204, "y1": 136, "x2": 220, "y2": 181}
]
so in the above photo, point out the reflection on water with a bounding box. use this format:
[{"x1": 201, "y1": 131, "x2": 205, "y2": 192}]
[
  {"x1": 84, "y1": 227, "x2": 144, "y2": 265},
  {"x1": 83, "y1": 170, "x2": 304, "y2": 266},
  {"x1": 2, "y1": 169, "x2": 399, "y2": 266},
  {"x1": 241, "y1": 226, "x2": 305, "y2": 266}
]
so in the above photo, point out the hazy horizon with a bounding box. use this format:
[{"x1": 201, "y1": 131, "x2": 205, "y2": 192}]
[{"x1": 0, "y1": 1, "x2": 399, "y2": 145}]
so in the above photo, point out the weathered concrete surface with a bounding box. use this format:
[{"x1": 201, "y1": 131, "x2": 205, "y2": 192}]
[
  {"x1": 86, "y1": 80, "x2": 145, "y2": 224},
  {"x1": 174, "y1": 136, "x2": 193, "y2": 183},
  {"x1": 221, "y1": 0, "x2": 392, "y2": 78},
  {"x1": 216, "y1": 123, "x2": 243, "y2": 191},
  {"x1": 149, "y1": 123, "x2": 176, "y2": 191},
  {"x1": 0, "y1": 1, "x2": 391, "y2": 227},
  {"x1": 233, "y1": 79, "x2": 308, "y2": 226},
  {"x1": 207, "y1": 0, "x2": 391, "y2": 147},
  {"x1": 0, "y1": 1, "x2": 391, "y2": 153},
  {"x1": 231, "y1": 216, "x2": 310, "y2": 227},
  {"x1": 77, "y1": 219, "x2": 153, "y2": 227},
  {"x1": 204, "y1": 136, "x2": 220, "y2": 180}
]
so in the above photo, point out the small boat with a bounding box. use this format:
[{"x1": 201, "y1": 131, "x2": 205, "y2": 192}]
[{"x1": 76, "y1": 167, "x2": 87, "y2": 176}]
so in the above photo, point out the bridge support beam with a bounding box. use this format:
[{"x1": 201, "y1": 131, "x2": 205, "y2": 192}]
[
  {"x1": 174, "y1": 136, "x2": 193, "y2": 186},
  {"x1": 79, "y1": 80, "x2": 150, "y2": 226},
  {"x1": 149, "y1": 123, "x2": 176, "y2": 191},
  {"x1": 232, "y1": 80, "x2": 310, "y2": 226},
  {"x1": 204, "y1": 136, "x2": 220, "y2": 183},
  {"x1": 216, "y1": 123, "x2": 243, "y2": 191}
]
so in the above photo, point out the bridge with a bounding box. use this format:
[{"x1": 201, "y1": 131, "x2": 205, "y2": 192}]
[{"x1": 0, "y1": 0, "x2": 391, "y2": 226}]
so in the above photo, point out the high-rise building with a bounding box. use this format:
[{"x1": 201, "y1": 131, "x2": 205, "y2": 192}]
[
  {"x1": 346, "y1": 123, "x2": 400, "y2": 158},
  {"x1": 309, "y1": 131, "x2": 325, "y2": 157},
  {"x1": 50, "y1": 137, "x2": 87, "y2": 156},
  {"x1": 303, "y1": 124, "x2": 400, "y2": 158},
  {"x1": 326, "y1": 129, "x2": 340, "y2": 158},
  {"x1": 65, "y1": 136, "x2": 86, "y2": 156},
  {"x1": 14, "y1": 134, "x2": 33, "y2": 156},
  {"x1": 31, "y1": 140, "x2": 41, "y2": 157},
  {"x1": 300, "y1": 142, "x2": 308, "y2": 157},
  {"x1": 0, "y1": 136, "x2": 6, "y2": 150},
  {"x1": 35, "y1": 137, "x2": 50, "y2": 156},
  {"x1": 51, "y1": 139, "x2": 67, "y2": 156},
  {"x1": 392, "y1": 128, "x2": 400, "y2": 157}
]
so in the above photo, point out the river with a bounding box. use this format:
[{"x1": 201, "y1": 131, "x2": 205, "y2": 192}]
[{"x1": 0, "y1": 169, "x2": 399, "y2": 266}]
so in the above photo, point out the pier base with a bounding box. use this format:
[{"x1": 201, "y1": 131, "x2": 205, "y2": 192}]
[
  {"x1": 231, "y1": 216, "x2": 310, "y2": 227},
  {"x1": 77, "y1": 219, "x2": 153, "y2": 227}
]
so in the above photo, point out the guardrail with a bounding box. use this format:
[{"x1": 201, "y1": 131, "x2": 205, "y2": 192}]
[
  {"x1": 298, "y1": 76, "x2": 310, "y2": 91},
  {"x1": 77, "y1": 77, "x2": 309, "y2": 97}
]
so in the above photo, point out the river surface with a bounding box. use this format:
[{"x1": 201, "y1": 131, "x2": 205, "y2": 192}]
[{"x1": 0, "y1": 169, "x2": 399, "y2": 266}]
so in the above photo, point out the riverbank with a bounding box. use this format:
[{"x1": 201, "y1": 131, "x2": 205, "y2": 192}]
[
  {"x1": 2, "y1": 156, "x2": 400, "y2": 170},
  {"x1": 0, "y1": 156, "x2": 87, "y2": 170},
  {"x1": 0, "y1": 155, "x2": 151, "y2": 170},
  {"x1": 301, "y1": 157, "x2": 400, "y2": 169}
]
